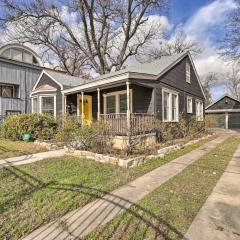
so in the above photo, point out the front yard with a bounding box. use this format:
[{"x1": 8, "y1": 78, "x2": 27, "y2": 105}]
[
  {"x1": 85, "y1": 135, "x2": 240, "y2": 240},
  {"x1": 0, "y1": 137, "x2": 212, "y2": 240},
  {"x1": 0, "y1": 140, "x2": 47, "y2": 160}
]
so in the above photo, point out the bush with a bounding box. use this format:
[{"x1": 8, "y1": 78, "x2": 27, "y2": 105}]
[
  {"x1": 1, "y1": 113, "x2": 57, "y2": 141},
  {"x1": 58, "y1": 119, "x2": 114, "y2": 154}
]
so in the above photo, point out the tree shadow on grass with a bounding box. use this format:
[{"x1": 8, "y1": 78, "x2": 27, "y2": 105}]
[{"x1": 1, "y1": 164, "x2": 186, "y2": 240}]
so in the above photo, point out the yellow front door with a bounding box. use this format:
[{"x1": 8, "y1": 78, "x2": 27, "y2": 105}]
[{"x1": 78, "y1": 95, "x2": 92, "y2": 125}]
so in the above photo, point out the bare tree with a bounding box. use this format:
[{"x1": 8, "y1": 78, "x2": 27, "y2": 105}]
[
  {"x1": 0, "y1": 0, "x2": 168, "y2": 76},
  {"x1": 137, "y1": 28, "x2": 201, "y2": 62},
  {"x1": 200, "y1": 72, "x2": 218, "y2": 105},
  {"x1": 225, "y1": 63, "x2": 240, "y2": 100},
  {"x1": 220, "y1": 0, "x2": 240, "y2": 61}
]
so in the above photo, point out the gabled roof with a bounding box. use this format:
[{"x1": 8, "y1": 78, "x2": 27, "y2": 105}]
[
  {"x1": 94, "y1": 52, "x2": 187, "y2": 81},
  {"x1": 63, "y1": 51, "x2": 206, "y2": 99},
  {"x1": 32, "y1": 69, "x2": 88, "y2": 92},
  {"x1": 44, "y1": 69, "x2": 88, "y2": 88},
  {"x1": 205, "y1": 94, "x2": 240, "y2": 110}
]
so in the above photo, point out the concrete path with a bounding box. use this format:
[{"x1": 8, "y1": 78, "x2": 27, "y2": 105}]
[
  {"x1": 20, "y1": 134, "x2": 230, "y2": 240},
  {"x1": 0, "y1": 149, "x2": 65, "y2": 169},
  {"x1": 185, "y1": 144, "x2": 240, "y2": 240}
]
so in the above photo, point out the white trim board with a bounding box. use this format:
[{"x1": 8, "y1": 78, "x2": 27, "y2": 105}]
[{"x1": 206, "y1": 109, "x2": 240, "y2": 113}]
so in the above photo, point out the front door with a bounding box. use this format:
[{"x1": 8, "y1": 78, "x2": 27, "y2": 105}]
[{"x1": 77, "y1": 95, "x2": 92, "y2": 125}]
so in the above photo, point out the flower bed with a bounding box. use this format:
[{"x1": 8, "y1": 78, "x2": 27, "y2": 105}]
[{"x1": 65, "y1": 134, "x2": 213, "y2": 168}]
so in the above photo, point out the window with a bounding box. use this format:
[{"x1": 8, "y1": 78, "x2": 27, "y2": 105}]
[
  {"x1": 104, "y1": 90, "x2": 131, "y2": 114},
  {"x1": 196, "y1": 100, "x2": 204, "y2": 121},
  {"x1": 186, "y1": 62, "x2": 191, "y2": 83},
  {"x1": 0, "y1": 85, "x2": 14, "y2": 98},
  {"x1": 32, "y1": 97, "x2": 38, "y2": 113},
  {"x1": 12, "y1": 48, "x2": 22, "y2": 61},
  {"x1": 162, "y1": 88, "x2": 179, "y2": 122},
  {"x1": 41, "y1": 96, "x2": 55, "y2": 115},
  {"x1": 6, "y1": 110, "x2": 21, "y2": 116},
  {"x1": 119, "y1": 94, "x2": 127, "y2": 113},
  {"x1": 187, "y1": 96, "x2": 193, "y2": 113},
  {"x1": 106, "y1": 95, "x2": 116, "y2": 114}
]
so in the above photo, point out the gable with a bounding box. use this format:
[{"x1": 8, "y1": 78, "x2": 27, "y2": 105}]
[
  {"x1": 35, "y1": 73, "x2": 61, "y2": 90},
  {"x1": 158, "y1": 56, "x2": 205, "y2": 99},
  {"x1": 207, "y1": 96, "x2": 240, "y2": 110}
]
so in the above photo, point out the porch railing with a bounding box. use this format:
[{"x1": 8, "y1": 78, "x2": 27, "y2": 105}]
[{"x1": 99, "y1": 113, "x2": 155, "y2": 135}]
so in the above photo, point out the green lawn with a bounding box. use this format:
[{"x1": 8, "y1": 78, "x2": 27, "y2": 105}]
[
  {"x1": 0, "y1": 140, "x2": 47, "y2": 159},
  {"x1": 0, "y1": 137, "x2": 214, "y2": 240},
  {"x1": 85, "y1": 135, "x2": 240, "y2": 240}
]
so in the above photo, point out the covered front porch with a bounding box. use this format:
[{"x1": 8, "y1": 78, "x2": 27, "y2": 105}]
[{"x1": 64, "y1": 81, "x2": 155, "y2": 135}]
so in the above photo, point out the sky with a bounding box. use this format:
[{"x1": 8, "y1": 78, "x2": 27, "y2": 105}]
[
  {"x1": 166, "y1": 0, "x2": 236, "y2": 100},
  {"x1": 0, "y1": 0, "x2": 236, "y2": 100}
]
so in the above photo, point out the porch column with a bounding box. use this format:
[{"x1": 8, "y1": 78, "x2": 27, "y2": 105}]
[
  {"x1": 81, "y1": 91, "x2": 84, "y2": 126},
  {"x1": 126, "y1": 81, "x2": 131, "y2": 131},
  {"x1": 225, "y1": 112, "x2": 229, "y2": 129},
  {"x1": 97, "y1": 88, "x2": 100, "y2": 121}
]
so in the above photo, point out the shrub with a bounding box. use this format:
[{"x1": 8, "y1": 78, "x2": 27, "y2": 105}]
[
  {"x1": 59, "y1": 120, "x2": 114, "y2": 154},
  {"x1": 1, "y1": 113, "x2": 57, "y2": 141}
]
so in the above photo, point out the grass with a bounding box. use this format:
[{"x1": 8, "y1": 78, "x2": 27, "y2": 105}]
[
  {"x1": 0, "y1": 139, "x2": 47, "y2": 159},
  {"x1": 85, "y1": 135, "x2": 240, "y2": 240},
  {"x1": 0, "y1": 137, "x2": 214, "y2": 240}
]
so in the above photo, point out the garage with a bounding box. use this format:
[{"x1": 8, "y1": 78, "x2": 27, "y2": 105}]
[{"x1": 206, "y1": 94, "x2": 240, "y2": 129}]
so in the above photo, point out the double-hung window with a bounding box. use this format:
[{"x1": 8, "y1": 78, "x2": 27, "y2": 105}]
[
  {"x1": 40, "y1": 96, "x2": 56, "y2": 116},
  {"x1": 162, "y1": 88, "x2": 179, "y2": 122},
  {"x1": 187, "y1": 96, "x2": 193, "y2": 113},
  {"x1": 196, "y1": 100, "x2": 204, "y2": 121}
]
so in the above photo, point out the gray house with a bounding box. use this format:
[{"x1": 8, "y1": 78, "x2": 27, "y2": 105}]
[
  {"x1": 0, "y1": 44, "x2": 43, "y2": 118},
  {"x1": 30, "y1": 52, "x2": 205, "y2": 135}
]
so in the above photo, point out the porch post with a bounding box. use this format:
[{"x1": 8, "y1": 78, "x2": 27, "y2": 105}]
[
  {"x1": 97, "y1": 88, "x2": 100, "y2": 121},
  {"x1": 81, "y1": 91, "x2": 84, "y2": 126},
  {"x1": 126, "y1": 81, "x2": 131, "y2": 131}
]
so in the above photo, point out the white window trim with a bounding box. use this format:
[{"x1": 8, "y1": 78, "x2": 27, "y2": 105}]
[
  {"x1": 31, "y1": 96, "x2": 38, "y2": 113},
  {"x1": 103, "y1": 89, "x2": 132, "y2": 114},
  {"x1": 187, "y1": 96, "x2": 193, "y2": 113},
  {"x1": 38, "y1": 94, "x2": 57, "y2": 117},
  {"x1": 162, "y1": 87, "x2": 179, "y2": 122},
  {"x1": 196, "y1": 99, "x2": 204, "y2": 121},
  {"x1": 186, "y1": 62, "x2": 191, "y2": 84}
]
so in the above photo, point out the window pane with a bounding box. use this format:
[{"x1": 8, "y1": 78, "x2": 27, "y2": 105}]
[
  {"x1": 23, "y1": 51, "x2": 33, "y2": 64},
  {"x1": 186, "y1": 62, "x2": 191, "y2": 83},
  {"x1": 1, "y1": 49, "x2": 11, "y2": 59},
  {"x1": 119, "y1": 94, "x2": 127, "y2": 113},
  {"x1": 12, "y1": 48, "x2": 22, "y2": 61},
  {"x1": 42, "y1": 97, "x2": 54, "y2": 115},
  {"x1": 172, "y1": 94, "x2": 177, "y2": 121},
  {"x1": 163, "y1": 92, "x2": 170, "y2": 121},
  {"x1": 1, "y1": 86, "x2": 13, "y2": 98},
  {"x1": 106, "y1": 95, "x2": 116, "y2": 114}
]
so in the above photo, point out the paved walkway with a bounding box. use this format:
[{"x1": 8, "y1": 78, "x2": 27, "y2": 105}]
[
  {"x1": 21, "y1": 134, "x2": 230, "y2": 240},
  {"x1": 0, "y1": 149, "x2": 65, "y2": 169},
  {"x1": 185, "y1": 144, "x2": 240, "y2": 240}
]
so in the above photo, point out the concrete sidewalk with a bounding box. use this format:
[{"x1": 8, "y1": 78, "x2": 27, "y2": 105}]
[
  {"x1": 21, "y1": 134, "x2": 230, "y2": 240},
  {"x1": 0, "y1": 149, "x2": 65, "y2": 168},
  {"x1": 185, "y1": 144, "x2": 240, "y2": 240}
]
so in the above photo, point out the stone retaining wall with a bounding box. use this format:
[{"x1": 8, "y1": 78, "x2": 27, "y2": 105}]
[{"x1": 65, "y1": 134, "x2": 213, "y2": 168}]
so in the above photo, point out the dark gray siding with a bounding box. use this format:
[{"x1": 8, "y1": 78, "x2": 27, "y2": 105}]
[
  {"x1": 155, "y1": 56, "x2": 205, "y2": 120},
  {"x1": 0, "y1": 59, "x2": 41, "y2": 115},
  {"x1": 35, "y1": 73, "x2": 63, "y2": 115},
  {"x1": 207, "y1": 96, "x2": 240, "y2": 110}
]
